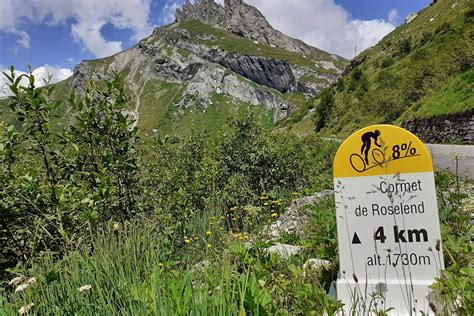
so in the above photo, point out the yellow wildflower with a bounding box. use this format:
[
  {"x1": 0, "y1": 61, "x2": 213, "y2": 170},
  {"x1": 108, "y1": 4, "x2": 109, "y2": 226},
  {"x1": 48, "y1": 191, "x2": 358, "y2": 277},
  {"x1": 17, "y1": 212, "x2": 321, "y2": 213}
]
[
  {"x1": 263, "y1": 202, "x2": 269, "y2": 206},
  {"x1": 206, "y1": 230, "x2": 212, "y2": 236},
  {"x1": 194, "y1": 236, "x2": 199, "y2": 240},
  {"x1": 271, "y1": 212, "x2": 278, "y2": 218},
  {"x1": 184, "y1": 238, "x2": 191, "y2": 244},
  {"x1": 207, "y1": 243, "x2": 213, "y2": 249}
]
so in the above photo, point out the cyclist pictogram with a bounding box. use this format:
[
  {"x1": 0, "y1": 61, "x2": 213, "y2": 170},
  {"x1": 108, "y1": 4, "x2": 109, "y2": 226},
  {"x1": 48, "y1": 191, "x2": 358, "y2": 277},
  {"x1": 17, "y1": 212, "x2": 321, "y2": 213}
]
[{"x1": 349, "y1": 130, "x2": 386, "y2": 172}]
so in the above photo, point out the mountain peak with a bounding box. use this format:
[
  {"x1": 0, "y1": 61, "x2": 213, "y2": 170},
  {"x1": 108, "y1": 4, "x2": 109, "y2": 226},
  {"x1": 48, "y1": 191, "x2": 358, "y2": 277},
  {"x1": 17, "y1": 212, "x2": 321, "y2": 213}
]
[
  {"x1": 176, "y1": 0, "x2": 264, "y2": 35},
  {"x1": 175, "y1": 0, "x2": 337, "y2": 57}
]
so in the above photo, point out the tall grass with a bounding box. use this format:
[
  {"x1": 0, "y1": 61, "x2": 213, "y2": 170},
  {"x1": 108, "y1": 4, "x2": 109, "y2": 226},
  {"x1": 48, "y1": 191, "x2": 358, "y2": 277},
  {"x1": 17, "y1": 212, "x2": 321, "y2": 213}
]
[{"x1": 0, "y1": 220, "x2": 265, "y2": 315}]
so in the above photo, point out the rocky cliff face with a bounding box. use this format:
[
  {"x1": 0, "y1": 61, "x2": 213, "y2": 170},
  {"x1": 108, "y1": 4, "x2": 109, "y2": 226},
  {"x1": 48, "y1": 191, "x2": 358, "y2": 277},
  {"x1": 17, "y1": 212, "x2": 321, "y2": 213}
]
[{"x1": 70, "y1": 0, "x2": 347, "y2": 132}]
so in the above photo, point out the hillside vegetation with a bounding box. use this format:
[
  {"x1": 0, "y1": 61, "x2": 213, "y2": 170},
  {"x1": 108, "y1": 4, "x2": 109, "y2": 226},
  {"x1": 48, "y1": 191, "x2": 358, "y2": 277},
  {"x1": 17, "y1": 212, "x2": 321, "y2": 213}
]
[{"x1": 281, "y1": 0, "x2": 473, "y2": 137}]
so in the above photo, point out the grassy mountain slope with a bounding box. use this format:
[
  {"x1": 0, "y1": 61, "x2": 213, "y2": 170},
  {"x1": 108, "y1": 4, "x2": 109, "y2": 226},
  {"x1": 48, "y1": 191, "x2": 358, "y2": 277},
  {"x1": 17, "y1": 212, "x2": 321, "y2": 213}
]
[{"x1": 281, "y1": 0, "x2": 473, "y2": 137}]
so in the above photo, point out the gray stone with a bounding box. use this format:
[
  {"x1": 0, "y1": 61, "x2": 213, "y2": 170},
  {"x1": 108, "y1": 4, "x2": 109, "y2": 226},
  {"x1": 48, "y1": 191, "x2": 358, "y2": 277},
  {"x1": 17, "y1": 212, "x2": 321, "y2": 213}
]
[
  {"x1": 266, "y1": 243, "x2": 301, "y2": 258},
  {"x1": 265, "y1": 190, "x2": 334, "y2": 239},
  {"x1": 303, "y1": 258, "x2": 331, "y2": 275}
]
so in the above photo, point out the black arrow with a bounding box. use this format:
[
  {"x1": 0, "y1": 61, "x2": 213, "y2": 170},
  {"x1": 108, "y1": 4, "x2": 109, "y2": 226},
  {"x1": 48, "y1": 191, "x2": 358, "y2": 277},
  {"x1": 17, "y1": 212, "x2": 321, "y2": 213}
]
[{"x1": 352, "y1": 232, "x2": 361, "y2": 244}]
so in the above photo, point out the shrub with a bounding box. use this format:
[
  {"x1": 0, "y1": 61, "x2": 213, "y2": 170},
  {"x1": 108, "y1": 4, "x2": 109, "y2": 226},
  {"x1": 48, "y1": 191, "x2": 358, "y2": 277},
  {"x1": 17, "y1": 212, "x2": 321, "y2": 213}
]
[
  {"x1": 0, "y1": 68, "x2": 141, "y2": 275},
  {"x1": 380, "y1": 57, "x2": 394, "y2": 68},
  {"x1": 399, "y1": 37, "x2": 412, "y2": 55},
  {"x1": 314, "y1": 88, "x2": 334, "y2": 131}
]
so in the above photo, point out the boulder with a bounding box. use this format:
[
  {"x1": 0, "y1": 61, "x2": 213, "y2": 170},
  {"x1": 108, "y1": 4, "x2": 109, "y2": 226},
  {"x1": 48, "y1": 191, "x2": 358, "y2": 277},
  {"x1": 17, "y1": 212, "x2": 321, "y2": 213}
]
[{"x1": 266, "y1": 243, "x2": 301, "y2": 259}]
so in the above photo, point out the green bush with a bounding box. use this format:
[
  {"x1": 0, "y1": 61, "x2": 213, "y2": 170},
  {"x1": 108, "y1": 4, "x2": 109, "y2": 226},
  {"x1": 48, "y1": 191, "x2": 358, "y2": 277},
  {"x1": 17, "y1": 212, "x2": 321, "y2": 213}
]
[
  {"x1": 0, "y1": 68, "x2": 141, "y2": 275},
  {"x1": 313, "y1": 88, "x2": 335, "y2": 132},
  {"x1": 399, "y1": 37, "x2": 412, "y2": 55}
]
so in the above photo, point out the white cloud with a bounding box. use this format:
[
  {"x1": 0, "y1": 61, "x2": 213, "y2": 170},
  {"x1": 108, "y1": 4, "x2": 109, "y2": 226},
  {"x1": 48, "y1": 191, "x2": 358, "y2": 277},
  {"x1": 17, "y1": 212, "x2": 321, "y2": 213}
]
[
  {"x1": 161, "y1": 2, "x2": 184, "y2": 25},
  {"x1": 388, "y1": 8, "x2": 399, "y2": 25},
  {"x1": 71, "y1": 21, "x2": 123, "y2": 58},
  {"x1": 0, "y1": 65, "x2": 72, "y2": 97},
  {"x1": 243, "y1": 0, "x2": 395, "y2": 59},
  {"x1": 0, "y1": 0, "x2": 154, "y2": 57}
]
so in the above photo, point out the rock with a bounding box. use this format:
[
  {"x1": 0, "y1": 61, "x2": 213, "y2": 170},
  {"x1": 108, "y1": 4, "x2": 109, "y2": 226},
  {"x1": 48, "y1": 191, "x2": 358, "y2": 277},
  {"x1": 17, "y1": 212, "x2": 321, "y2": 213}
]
[
  {"x1": 405, "y1": 13, "x2": 418, "y2": 24},
  {"x1": 317, "y1": 60, "x2": 339, "y2": 72},
  {"x1": 266, "y1": 243, "x2": 301, "y2": 258},
  {"x1": 265, "y1": 190, "x2": 334, "y2": 239},
  {"x1": 71, "y1": 62, "x2": 105, "y2": 93},
  {"x1": 291, "y1": 190, "x2": 334, "y2": 209},
  {"x1": 219, "y1": 53, "x2": 298, "y2": 93},
  {"x1": 303, "y1": 258, "x2": 331, "y2": 277}
]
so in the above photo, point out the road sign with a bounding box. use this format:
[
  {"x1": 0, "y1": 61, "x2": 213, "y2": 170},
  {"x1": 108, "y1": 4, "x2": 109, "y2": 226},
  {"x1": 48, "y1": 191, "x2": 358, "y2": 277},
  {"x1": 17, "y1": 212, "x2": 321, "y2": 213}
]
[{"x1": 333, "y1": 125, "x2": 444, "y2": 315}]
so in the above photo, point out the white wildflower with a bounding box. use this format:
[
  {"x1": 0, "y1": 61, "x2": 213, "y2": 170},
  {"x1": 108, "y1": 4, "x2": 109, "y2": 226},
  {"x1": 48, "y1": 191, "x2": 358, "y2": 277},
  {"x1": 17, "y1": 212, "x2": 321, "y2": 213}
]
[
  {"x1": 8, "y1": 276, "x2": 22, "y2": 286},
  {"x1": 15, "y1": 283, "x2": 30, "y2": 292},
  {"x1": 448, "y1": 151, "x2": 467, "y2": 160},
  {"x1": 26, "y1": 277, "x2": 37, "y2": 284},
  {"x1": 18, "y1": 303, "x2": 34, "y2": 315},
  {"x1": 78, "y1": 284, "x2": 92, "y2": 292}
]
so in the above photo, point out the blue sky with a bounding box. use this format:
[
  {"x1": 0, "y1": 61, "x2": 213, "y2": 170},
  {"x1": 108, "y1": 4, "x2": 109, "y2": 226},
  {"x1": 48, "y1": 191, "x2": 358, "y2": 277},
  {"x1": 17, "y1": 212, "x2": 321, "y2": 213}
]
[{"x1": 0, "y1": 0, "x2": 431, "y2": 90}]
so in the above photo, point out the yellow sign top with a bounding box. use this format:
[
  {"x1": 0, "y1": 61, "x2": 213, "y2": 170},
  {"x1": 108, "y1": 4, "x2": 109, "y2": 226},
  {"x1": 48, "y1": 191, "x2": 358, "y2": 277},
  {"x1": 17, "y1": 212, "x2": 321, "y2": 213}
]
[{"x1": 333, "y1": 125, "x2": 433, "y2": 178}]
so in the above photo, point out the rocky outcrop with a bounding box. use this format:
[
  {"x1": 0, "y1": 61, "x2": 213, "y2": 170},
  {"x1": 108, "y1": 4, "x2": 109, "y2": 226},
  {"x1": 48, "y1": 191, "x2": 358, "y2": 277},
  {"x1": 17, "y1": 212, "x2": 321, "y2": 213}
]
[
  {"x1": 175, "y1": 0, "x2": 341, "y2": 58},
  {"x1": 265, "y1": 190, "x2": 334, "y2": 240},
  {"x1": 153, "y1": 58, "x2": 204, "y2": 82},
  {"x1": 71, "y1": 63, "x2": 105, "y2": 92},
  {"x1": 401, "y1": 109, "x2": 474, "y2": 144},
  {"x1": 174, "y1": 39, "x2": 320, "y2": 95},
  {"x1": 219, "y1": 53, "x2": 297, "y2": 93}
]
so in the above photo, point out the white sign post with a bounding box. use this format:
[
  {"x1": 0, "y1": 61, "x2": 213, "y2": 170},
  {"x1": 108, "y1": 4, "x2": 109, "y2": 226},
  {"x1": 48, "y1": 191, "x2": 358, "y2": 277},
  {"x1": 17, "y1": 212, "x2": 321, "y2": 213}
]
[{"x1": 333, "y1": 125, "x2": 444, "y2": 315}]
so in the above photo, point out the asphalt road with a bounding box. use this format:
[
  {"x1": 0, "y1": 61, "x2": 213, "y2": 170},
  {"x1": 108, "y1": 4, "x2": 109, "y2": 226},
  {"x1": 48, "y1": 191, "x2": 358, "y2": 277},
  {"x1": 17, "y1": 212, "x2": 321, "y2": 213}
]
[{"x1": 425, "y1": 144, "x2": 474, "y2": 181}]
